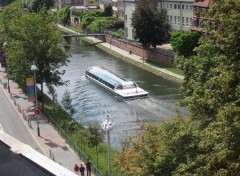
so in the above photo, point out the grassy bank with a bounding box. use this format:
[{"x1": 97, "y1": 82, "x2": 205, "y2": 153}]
[{"x1": 41, "y1": 94, "x2": 122, "y2": 176}]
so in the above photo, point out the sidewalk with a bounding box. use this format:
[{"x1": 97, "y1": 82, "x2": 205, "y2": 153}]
[{"x1": 0, "y1": 67, "x2": 95, "y2": 176}]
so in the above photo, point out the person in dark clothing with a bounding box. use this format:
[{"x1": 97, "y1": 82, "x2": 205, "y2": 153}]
[
  {"x1": 79, "y1": 164, "x2": 85, "y2": 176},
  {"x1": 86, "y1": 159, "x2": 92, "y2": 176}
]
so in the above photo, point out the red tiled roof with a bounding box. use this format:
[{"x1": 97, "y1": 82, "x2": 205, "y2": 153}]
[{"x1": 194, "y1": 0, "x2": 211, "y2": 8}]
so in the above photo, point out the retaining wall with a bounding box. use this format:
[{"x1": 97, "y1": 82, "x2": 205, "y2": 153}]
[{"x1": 105, "y1": 35, "x2": 175, "y2": 66}]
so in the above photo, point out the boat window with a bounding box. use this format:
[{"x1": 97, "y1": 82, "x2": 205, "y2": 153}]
[
  {"x1": 116, "y1": 84, "x2": 123, "y2": 89},
  {"x1": 123, "y1": 82, "x2": 137, "y2": 89}
]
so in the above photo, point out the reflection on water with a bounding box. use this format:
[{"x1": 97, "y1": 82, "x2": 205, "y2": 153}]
[{"x1": 50, "y1": 37, "x2": 187, "y2": 150}]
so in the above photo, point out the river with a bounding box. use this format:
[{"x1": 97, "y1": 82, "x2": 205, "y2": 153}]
[{"x1": 48, "y1": 37, "x2": 187, "y2": 150}]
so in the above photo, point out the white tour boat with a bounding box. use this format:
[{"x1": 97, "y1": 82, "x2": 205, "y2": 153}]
[{"x1": 85, "y1": 66, "x2": 148, "y2": 100}]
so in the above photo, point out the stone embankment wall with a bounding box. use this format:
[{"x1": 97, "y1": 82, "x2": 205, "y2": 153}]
[{"x1": 105, "y1": 35, "x2": 175, "y2": 66}]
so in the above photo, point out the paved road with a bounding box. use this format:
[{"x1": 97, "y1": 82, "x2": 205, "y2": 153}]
[{"x1": 0, "y1": 88, "x2": 42, "y2": 153}]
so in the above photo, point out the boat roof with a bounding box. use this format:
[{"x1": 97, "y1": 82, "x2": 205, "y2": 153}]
[{"x1": 87, "y1": 66, "x2": 127, "y2": 86}]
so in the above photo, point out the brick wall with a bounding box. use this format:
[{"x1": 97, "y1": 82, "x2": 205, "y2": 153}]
[{"x1": 105, "y1": 36, "x2": 175, "y2": 66}]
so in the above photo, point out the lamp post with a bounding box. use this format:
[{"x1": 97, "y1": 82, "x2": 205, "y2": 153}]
[
  {"x1": 101, "y1": 114, "x2": 114, "y2": 176},
  {"x1": 31, "y1": 61, "x2": 40, "y2": 136}
]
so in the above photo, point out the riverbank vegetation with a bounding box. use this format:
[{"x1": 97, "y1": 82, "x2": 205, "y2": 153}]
[
  {"x1": 115, "y1": 1, "x2": 240, "y2": 175},
  {"x1": 42, "y1": 90, "x2": 121, "y2": 175}
]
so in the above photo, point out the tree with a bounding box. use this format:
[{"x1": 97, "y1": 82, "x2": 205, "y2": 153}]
[
  {"x1": 47, "y1": 84, "x2": 58, "y2": 111},
  {"x1": 0, "y1": 0, "x2": 14, "y2": 6},
  {"x1": 87, "y1": 125, "x2": 104, "y2": 168},
  {"x1": 61, "y1": 90, "x2": 75, "y2": 116},
  {"x1": 23, "y1": 0, "x2": 54, "y2": 12},
  {"x1": 114, "y1": 118, "x2": 198, "y2": 176},
  {"x1": 170, "y1": 31, "x2": 200, "y2": 57},
  {"x1": 3, "y1": 6, "x2": 69, "y2": 110},
  {"x1": 175, "y1": 0, "x2": 240, "y2": 125},
  {"x1": 57, "y1": 6, "x2": 70, "y2": 25},
  {"x1": 131, "y1": 0, "x2": 170, "y2": 48},
  {"x1": 116, "y1": 1, "x2": 240, "y2": 175},
  {"x1": 104, "y1": 3, "x2": 112, "y2": 17}
]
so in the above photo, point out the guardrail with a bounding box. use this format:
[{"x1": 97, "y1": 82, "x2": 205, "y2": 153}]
[{"x1": 44, "y1": 110, "x2": 104, "y2": 176}]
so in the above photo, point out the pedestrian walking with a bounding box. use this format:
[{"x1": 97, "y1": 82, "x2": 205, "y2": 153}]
[
  {"x1": 86, "y1": 159, "x2": 92, "y2": 176},
  {"x1": 74, "y1": 163, "x2": 79, "y2": 174},
  {"x1": 79, "y1": 164, "x2": 85, "y2": 176}
]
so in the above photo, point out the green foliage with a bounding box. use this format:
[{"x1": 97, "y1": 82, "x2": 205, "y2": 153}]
[
  {"x1": 176, "y1": 0, "x2": 240, "y2": 124},
  {"x1": 170, "y1": 31, "x2": 200, "y2": 57},
  {"x1": 23, "y1": 0, "x2": 54, "y2": 12},
  {"x1": 115, "y1": 118, "x2": 199, "y2": 176},
  {"x1": 104, "y1": 3, "x2": 112, "y2": 17},
  {"x1": 87, "y1": 17, "x2": 119, "y2": 32},
  {"x1": 110, "y1": 28, "x2": 124, "y2": 39},
  {"x1": 0, "y1": 0, "x2": 14, "y2": 6},
  {"x1": 3, "y1": 5, "x2": 69, "y2": 110},
  {"x1": 116, "y1": 1, "x2": 240, "y2": 175},
  {"x1": 57, "y1": 6, "x2": 70, "y2": 25},
  {"x1": 87, "y1": 125, "x2": 104, "y2": 148},
  {"x1": 61, "y1": 89, "x2": 75, "y2": 116},
  {"x1": 132, "y1": 0, "x2": 170, "y2": 48},
  {"x1": 81, "y1": 10, "x2": 122, "y2": 32}
]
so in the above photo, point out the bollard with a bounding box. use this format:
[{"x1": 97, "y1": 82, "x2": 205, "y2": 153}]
[
  {"x1": 17, "y1": 104, "x2": 22, "y2": 113},
  {"x1": 28, "y1": 119, "x2": 32, "y2": 128},
  {"x1": 23, "y1": 111, "x2": 26, "y2": 120}
]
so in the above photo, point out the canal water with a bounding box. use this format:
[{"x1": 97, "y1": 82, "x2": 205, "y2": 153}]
[{"x1": 50, "y1": 37, "x2": 187, "y2": 150}]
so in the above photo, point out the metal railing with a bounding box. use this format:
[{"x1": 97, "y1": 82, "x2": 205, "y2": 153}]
[{"x1": 44, "y1": 110, "x2": 104, "y2": 176}]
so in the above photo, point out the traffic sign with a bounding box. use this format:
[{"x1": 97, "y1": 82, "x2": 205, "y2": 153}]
[{"x1": 34, "y1": 109, "x2": 41, "y2": 115}]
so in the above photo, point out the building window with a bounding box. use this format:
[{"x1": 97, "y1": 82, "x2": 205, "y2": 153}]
[
  {"x1": 170, "y1": 16, "x2": 172, "y2": 24},
  {"x1": 178, "y1": 4, "x2": 180, "y2": 9},
  {"x1": 174, "y1": 16, "x2": 177, "y2": 24},
  {"x1": 132, "y1": 29, "x2": 136, "y2": 39},
  {"x1": 202, "y1": 8, "x2": 206, "y2": 14},
  {"x1": 125, "y1": 27, "x2": 128, "y2": 37},
  {"x1": 182, "y1": 17, "x2": 185, "y2": 26},
  {"x1": 178, "y1": 16, "x2": 180, "y2": 25},
  {"x1": 174, "y1": 4, "x2": 177, "y2": 9},
  {"x1": 167, "y1": 3, "x2": 169, "y2": 9},
  {"x1": 186, "y1": 4, "x2": 189, "y2": 10},
  {"x1": 190, "y1": 5, "x2": 193, "y2": 10},
  {"x1": 190, "y1": 18, "x2": 193, "y2": 26},
  {"x1": 186, "y1": 17, "x2": 189, "y2": 26},
  {"x1": 170, "y1": 4, "x2": 172, "y2": 9},
  {"x1": 182, "y1": 4, "x2": 184, "y2": 9},
  {"x1": 196, "y1": 7, "x2": 200, "y2": 13}
]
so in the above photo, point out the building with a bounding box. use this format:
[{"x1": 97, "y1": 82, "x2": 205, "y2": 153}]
[
  {"x1": 124, "y1": 0, "x2": 136, "y2": 41},
  {"x1": 160, "y1": 0, "x2": 194, "y2": 31},
  {"x1": 69, "y1": 0, "x2": 99, "y2": 27},
  {"x1": 190, "y1": 0, "x2": 213, "y2": 31},
  {"x1": 99, "y1": 0, "x2": 112, "y2": 9},
  {"x1": 124, "y1": 0, "x2": 194, "y2": 41},
  {"x1": 0, "y1": 131, "x2": 77, "y2": 176},
  {"x1": 112, "y1": 0, "x2": 124, "y2": 20}
]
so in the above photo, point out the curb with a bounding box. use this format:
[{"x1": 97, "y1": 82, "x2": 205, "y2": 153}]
[{"x1": 0, "y1": 73, "x2": 46, "y2": 155}]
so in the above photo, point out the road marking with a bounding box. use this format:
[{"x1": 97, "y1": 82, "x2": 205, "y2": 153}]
[{"x1": 0, "y1": 123, "x2": 4, "y2": 132}]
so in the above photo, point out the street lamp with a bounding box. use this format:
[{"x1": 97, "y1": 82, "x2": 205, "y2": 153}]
[
  {"x1": 31, "y1": 61, "x2": 38, "y2": 109},
  {"x1": 101, "y1": 114, "x2": 114, "y2": 176},
  {"x1": 31, "y1": 61, "x2": 40, "y2": 136}
]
